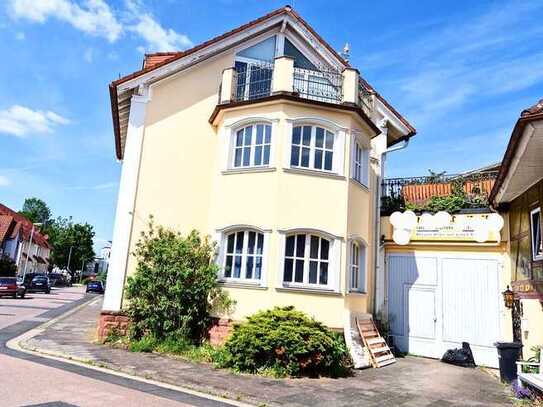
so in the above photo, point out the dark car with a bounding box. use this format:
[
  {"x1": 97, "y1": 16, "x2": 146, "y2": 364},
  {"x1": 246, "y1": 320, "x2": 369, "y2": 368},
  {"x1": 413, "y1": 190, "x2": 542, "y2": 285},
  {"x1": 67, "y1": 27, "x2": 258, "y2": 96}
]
[
  {"x1": 86, "y1": 280, "x2": 104, "y2": 294},
  {"x1": 48, "y1": 273, "x2": 68, "y2": 287},
  {"x1": 0, "y1": 277, "x2": 18, "y2": 298},
  {"x1": 28, "y1": 275, "x2": 51, "y2": 294}
]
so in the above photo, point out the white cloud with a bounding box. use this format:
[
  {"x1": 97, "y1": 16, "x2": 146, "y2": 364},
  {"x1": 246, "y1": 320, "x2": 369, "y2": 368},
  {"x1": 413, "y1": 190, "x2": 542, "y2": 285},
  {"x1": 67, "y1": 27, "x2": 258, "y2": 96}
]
[
  {"x1": 0, "y1": 175, "x2": 11, "y2": 187},
  {"x1": 0, "y1": 105, "x2": 70, "y2": 137},
  {"x1": 8, "y1": 0, "x2": 123, "y2": 42},
  {"x1": 129, "y1": 13, "x2": 192, "y2": 51},
  {"x1": 7, "y1": 0, "x2": 193, "y2": 52},
  {"x1": 68, "y1": 181, "x2": 117, "y2": 190}
]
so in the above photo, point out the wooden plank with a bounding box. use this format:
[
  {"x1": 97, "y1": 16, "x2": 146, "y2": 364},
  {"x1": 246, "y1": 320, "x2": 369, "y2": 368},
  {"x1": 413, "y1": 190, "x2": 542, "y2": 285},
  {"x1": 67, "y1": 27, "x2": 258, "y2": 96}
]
[{"x1": 356, "y1": 316, "x2": 396, "y2": 369}]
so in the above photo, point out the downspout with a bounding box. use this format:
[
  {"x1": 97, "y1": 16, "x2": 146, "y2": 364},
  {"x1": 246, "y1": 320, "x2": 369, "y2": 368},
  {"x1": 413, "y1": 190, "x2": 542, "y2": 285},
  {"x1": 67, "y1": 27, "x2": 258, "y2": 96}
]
[{"x1": 373, "y1": 129, "x2": 410, "y2": 319}]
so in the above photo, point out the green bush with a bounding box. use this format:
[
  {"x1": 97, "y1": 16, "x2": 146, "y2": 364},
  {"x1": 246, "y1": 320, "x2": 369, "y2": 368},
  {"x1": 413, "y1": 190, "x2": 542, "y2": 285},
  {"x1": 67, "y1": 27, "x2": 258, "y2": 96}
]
[
  {"x1": 220, "y1": 306, "x2": 352, "y2": 377},
  {"x1": 125, "y1": 218, "x2": 233, "y2": 343}
]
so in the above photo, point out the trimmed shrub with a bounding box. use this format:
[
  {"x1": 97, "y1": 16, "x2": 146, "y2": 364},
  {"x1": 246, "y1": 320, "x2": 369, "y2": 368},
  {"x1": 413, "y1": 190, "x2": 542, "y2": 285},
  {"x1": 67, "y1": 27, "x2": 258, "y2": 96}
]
[
  {"x1": 220, "y1": 306, "x2": 352, "y2": 377},
  {"x1": 125, "y1": 218, "x2": 233, "y2": 342}
]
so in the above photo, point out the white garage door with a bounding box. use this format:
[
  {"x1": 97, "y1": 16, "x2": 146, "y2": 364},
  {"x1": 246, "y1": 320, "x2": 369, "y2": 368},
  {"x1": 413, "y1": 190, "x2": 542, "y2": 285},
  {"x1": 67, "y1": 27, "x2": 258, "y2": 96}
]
[{"x1": 387, "y1": 253, "x2": 502, "y2": 368}]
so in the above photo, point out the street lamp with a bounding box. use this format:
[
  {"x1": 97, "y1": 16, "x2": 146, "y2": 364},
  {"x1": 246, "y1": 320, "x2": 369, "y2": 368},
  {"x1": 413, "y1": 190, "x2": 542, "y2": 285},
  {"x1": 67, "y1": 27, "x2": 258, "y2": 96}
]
[
  {"x1": 502, "y1": 285, "x2": 515, "y2": 309},
  {"x1": 22, "y1": 222, "x2": 43, "y2": 281}
]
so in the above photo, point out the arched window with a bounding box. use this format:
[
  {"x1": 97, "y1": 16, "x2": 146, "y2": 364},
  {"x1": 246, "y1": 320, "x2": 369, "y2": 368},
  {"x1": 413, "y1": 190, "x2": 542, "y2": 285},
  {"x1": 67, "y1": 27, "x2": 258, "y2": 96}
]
[
  {"x1": 350, "y1": 241, "x2": 366, "y2": 292},
  {"x1": 232, "y1": 123, "x2": 271, "y2": 168},
  {"x1": 290, "y1": 125, "x2": 334, "y2": 171},
  {"x1": 283, "y1": 233, "x2": 331, "y2": 286},
  {"x1": 223, "y1": 230, "x2": 264, "y2": 281}
]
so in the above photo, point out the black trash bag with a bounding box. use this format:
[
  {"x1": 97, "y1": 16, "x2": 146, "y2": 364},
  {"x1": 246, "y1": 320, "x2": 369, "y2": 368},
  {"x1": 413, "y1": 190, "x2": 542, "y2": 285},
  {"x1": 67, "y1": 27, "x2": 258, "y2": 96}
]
[{"x1": 441, "y1": 342, "x2": 476, "y2": 368}]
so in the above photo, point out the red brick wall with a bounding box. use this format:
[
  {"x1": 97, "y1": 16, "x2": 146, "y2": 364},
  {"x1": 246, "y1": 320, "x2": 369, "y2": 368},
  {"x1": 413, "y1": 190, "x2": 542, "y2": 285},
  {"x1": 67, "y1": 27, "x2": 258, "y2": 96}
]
[
  {"x1": 208, "y1": 318, "x2": 233, "y2": 346},
  {"x1": 97, "y1": 311, "x2": 130, "y2": 342}
]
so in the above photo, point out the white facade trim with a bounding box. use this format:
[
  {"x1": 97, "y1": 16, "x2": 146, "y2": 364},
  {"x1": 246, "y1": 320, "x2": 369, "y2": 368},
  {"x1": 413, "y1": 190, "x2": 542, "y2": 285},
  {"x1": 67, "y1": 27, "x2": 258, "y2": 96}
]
[{"x1": 103, "y1": 88, "x2": 149, "y2": 312}]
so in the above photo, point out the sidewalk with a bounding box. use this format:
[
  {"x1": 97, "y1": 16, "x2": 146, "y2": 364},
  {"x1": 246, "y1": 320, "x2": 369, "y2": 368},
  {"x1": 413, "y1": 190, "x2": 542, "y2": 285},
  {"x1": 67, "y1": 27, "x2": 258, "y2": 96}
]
[{"x1": 20, "y1": 297, "x2": 513, "y2": 407}]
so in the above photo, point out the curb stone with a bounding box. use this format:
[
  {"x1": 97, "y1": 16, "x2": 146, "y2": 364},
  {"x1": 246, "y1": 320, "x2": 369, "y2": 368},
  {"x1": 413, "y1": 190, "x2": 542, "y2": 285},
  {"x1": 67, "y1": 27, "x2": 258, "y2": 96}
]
[{"x1": 7, "y1": 297, "x2": 254, "y2": 407}]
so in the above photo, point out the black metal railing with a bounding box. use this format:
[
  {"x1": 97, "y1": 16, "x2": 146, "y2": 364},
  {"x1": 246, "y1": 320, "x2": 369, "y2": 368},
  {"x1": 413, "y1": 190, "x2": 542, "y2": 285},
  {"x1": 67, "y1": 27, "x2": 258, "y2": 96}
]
[
  {"x1": 381, "y1": 171, "x2": 499, "y2": 215},
  {"x1": 293, "y1": 67, "x2": 343, "y2": 104},
  {"x1": 233, "y1": 62, "x2": 274, "y2": 102}
]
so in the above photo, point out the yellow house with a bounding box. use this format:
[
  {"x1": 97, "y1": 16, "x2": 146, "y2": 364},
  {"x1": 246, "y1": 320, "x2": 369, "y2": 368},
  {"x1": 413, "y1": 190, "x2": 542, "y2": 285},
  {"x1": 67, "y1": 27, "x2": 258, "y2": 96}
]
[
  {"x1": 490, "y1": 99, "x2": 543, "y2": 359},
  {"x1": 101, "y1": 6, "x2": 415, "y2": 362}
]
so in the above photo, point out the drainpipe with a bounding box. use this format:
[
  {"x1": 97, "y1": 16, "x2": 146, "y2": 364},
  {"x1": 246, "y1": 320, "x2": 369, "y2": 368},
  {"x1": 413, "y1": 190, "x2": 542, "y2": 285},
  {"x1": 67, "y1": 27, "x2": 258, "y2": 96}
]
[{"x1": 373, "y1": 124, "x2": 410, "y2": 321}]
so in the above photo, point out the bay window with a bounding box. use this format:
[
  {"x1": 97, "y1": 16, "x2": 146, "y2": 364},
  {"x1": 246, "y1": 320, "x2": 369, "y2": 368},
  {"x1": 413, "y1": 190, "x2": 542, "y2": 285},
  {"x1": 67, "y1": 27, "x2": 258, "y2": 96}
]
[
  {"x1": 352, "y1": 139, "x2": 369, "y2": 187},
  {"x1": 349, "y1": 241, "x2": 366, "y2": 292},
  {"x1": 290, "y1": 125, "x2": 335, "y2": 171},
  {"x1": 232, "y1": 123, "x2": 271, "y2": 168}
]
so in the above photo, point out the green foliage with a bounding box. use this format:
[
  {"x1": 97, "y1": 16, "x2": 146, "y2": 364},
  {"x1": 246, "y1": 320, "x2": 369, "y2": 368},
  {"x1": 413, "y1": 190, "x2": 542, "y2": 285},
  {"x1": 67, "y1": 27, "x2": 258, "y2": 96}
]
[
  {"x1": 47, "y1": 217, "x2": 95, "y2": 278},
  {"x1": 0, "y1": 255, "x2": 17, "y2": 277},
  {"x1": 19, "y1": 197, "x2": 51, "y2": 225},
  {"x1": 96, "y1": 271, "x2": 107, "y2": 283},
  {"x1": 219, "y1": 306, "x2": 352, "y2": 378},
  {"x1": 125, "y1": 218, "x2": 233, "y2": 343}
]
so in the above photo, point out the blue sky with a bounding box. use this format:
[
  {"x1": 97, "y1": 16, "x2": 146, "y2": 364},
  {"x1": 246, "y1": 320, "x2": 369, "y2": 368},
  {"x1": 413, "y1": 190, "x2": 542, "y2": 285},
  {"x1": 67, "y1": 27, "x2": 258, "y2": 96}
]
[{"x1": 0, "y1": 0, "x2": 542, "y2": 248}]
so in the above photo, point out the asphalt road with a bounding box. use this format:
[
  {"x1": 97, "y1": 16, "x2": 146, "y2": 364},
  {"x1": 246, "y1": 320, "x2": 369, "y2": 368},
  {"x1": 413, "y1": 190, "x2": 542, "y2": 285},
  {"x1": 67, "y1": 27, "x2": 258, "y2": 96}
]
[{"x1": 0, "y1": 286, "x2": 228, "y2": 407}]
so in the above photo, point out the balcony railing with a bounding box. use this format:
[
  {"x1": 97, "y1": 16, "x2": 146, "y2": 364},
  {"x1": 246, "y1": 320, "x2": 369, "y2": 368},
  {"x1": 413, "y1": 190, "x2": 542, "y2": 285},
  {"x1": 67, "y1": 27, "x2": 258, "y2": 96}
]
[
  {"x1": 293, "y1": 66, "x2": 343, "y2": 104},
  {"x1": 381, "y1": 171, "x2": 499, "y2": 215},
  {"x1": 219, "y1": 57, "x2": 373, "y2": 115},
  {"x1": 233, "y1": 62, "x2": 274, "y2": 102}
]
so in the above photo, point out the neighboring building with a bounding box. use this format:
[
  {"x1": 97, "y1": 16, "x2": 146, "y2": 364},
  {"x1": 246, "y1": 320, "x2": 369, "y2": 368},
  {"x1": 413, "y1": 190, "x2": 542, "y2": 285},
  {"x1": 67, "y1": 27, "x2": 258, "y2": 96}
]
[
  {"x1": 0, "y1": 203, "x2": 51, "y2": 274},
  {"x1": 378, "y1": 165, "x2": 512, "y2": 368},
  {"x1": 490, "y1": 99, "x2": 543, "y2": 359},
  {"x1": 102, "y1": 5, "x2": 415, "y2": 352},
  {"x1": 92, "y1": 242, "x2": 111, "y2": 275}
]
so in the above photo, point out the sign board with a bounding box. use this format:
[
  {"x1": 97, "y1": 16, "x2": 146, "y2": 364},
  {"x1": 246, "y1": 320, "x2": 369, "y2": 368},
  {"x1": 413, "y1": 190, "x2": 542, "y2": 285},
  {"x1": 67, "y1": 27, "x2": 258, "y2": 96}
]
[{"x1": 409, "y1": 214, "x2": 500, "y2": 243}]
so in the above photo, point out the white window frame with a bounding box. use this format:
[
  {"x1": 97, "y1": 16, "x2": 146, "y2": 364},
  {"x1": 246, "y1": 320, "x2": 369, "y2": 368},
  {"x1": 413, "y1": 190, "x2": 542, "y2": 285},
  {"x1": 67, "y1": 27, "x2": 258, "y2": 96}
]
[
  {"x1": 284, "y1": 118, "x2": 346, "y2": 176},
  {"x1": 216, "y1": 226, "x2": 270, "y2": 287},
  {"x1": 220, "y1": 117, "x2": 279, "y2": 172},
  {"x1": 278, "y1": 228, "x2": 342, "y2": 292},
  {"x1": 348, "y1": 239, "x2": 367, "y2": 293},
  {"x1": 231, "y1": 123, "x2": 272, "y2": 169},
  {"x1": 530, "y1": 207, "x2": 543, "y2": 261},
  {"x1": 351, "y1": 135, "x2": 370, "y2": 187}
]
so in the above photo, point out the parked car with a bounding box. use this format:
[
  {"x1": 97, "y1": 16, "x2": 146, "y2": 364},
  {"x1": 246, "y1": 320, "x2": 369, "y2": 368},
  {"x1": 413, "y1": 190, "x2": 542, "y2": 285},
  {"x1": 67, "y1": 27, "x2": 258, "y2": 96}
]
[
  {"x1": 0, "y1": 277, "x2": 18, "y2": 298},
  {"x1": 86, "y1": 280, "x2": 104, "y2": 294},
  {"x1": 27, "y1": 275, "x2": 51, "y2": 294},
  {"x1": 48, "y1": 273, "x2": 68, "y2": 287}
]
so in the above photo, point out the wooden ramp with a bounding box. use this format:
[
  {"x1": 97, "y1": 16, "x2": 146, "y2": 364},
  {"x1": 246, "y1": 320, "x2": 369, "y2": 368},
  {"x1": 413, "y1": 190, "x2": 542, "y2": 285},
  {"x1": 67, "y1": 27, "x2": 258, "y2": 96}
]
[{"x1": 356, "y1": 317, "x2": 396, "y2": 368}]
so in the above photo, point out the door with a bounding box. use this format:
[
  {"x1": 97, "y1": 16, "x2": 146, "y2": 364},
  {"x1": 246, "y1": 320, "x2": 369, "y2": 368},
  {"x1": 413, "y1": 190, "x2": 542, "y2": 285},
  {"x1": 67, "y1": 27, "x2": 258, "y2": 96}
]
[
  {"x1": 387, "y1": 252, "x2": 501, "y2": 367},
  {"x1": 234, "y1": 59, "x2": 272, "y2": 101}
]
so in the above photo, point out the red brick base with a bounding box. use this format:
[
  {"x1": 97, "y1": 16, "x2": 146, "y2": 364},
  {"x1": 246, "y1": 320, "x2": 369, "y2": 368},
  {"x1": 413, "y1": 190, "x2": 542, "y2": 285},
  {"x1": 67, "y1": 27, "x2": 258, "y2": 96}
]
[
  {"x1": 208, "y1": 318, "x2": 233, "y2": 345},
  {"x1": 97, "y1": 311, "x2": 130, "y2": 342},
  {"x1": 96, "y1": 313, "x2": 233, "y2": 345}
]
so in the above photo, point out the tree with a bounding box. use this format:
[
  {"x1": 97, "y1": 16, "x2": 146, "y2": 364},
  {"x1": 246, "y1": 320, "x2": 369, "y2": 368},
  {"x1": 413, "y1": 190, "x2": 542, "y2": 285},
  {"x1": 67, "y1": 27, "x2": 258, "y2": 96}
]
[
  {"x1": 19, "y1": 198, "x2": 51, "y2": 225},
  {"x1": 48, "y1": 217, "x2": 95, "y2": 279}
]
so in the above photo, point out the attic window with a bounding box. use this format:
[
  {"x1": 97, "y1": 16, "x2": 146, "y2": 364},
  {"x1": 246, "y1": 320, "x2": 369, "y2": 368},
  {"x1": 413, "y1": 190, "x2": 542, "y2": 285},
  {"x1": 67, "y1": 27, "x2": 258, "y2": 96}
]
[
  {"x1": 236, "y1": 36, "x2": 276, "y2": 62},
  {"x1": 284, "y1": 38, "x2": 316, "y2": 70},
  {"x1": 530, "y1": 207, "x2": 543, "y2": 261}
]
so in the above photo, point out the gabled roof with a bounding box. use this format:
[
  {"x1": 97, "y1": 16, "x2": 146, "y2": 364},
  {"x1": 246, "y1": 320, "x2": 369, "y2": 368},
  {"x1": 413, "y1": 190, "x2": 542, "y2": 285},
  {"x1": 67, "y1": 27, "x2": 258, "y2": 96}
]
[
  {"x1": 490, "y1": 98, "x2": 543, "y2": 205},
  {"x1": 110, "y1": 5, "x2": 415, "y2": 159},
  {"x1": 0, "y1": 203, "x2": 50, "y2": 249}
]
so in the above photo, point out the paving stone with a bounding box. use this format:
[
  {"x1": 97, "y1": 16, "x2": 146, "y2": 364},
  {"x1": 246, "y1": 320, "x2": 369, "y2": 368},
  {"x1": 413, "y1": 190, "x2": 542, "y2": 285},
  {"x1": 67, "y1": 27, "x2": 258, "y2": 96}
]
[{"x1": 22, "y1": 298, "x2": 514, "y2": 407}]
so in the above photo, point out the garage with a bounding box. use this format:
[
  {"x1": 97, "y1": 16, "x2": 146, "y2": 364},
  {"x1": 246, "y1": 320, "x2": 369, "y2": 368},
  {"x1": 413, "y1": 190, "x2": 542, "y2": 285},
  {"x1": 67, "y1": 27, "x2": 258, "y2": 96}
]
[{"x1": 387, "y1": 252, "x2": 503, "y2": 368}]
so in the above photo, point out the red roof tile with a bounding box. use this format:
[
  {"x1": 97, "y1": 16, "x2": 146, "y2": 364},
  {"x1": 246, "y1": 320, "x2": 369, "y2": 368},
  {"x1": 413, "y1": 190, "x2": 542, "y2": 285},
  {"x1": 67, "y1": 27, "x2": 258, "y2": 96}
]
[
  {"x1": 0, "y1": 215, "x2": 15, "y2": 246},
  {"x1": 0, "y1": 203, "x2": 50, "y2": 249}
]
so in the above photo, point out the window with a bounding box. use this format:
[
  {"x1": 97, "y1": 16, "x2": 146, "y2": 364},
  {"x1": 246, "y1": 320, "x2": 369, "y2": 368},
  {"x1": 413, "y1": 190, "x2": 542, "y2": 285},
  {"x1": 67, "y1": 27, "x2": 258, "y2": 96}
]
[
  {"x1": 349, "y1": 241, "x2": 366, "y2": 292},
  {"x1": 223, "y1": 230, "x2": 264, "y2": 281},
  {"x1": 283, "y1": 234, "x2": 330, "y2": 286},
  {"x1": 352, "y1": 140, "x2": 369, "y2": 186},
  {"x1": 290, "y1": 126, "x2": 334, "y2": 171},
  {"x1": 530, "y1": 207, "x2": 543, "y2": 261},
  {"x1": 233, "y1": 124, "x2": 271, "y2": 168}
]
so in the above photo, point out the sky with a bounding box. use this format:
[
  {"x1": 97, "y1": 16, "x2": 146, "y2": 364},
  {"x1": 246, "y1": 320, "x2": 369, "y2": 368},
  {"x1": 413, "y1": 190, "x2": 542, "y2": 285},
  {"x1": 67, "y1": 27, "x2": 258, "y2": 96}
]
[{"x1": 0, "y1": 0, "x2": 542, "y2": 249}]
